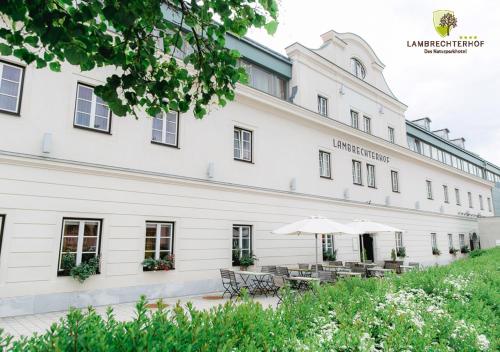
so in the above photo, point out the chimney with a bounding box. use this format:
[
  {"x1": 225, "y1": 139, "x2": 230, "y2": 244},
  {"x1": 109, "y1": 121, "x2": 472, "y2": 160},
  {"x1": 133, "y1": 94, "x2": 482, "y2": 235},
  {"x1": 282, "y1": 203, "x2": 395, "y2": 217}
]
[
  {"x1": 450, "y1": 137, "x2": 466, "y2": 149},
  {"x1": 432, "y1": 128, "x2": 450, "y2": 140},
  {"x1": 412, "y1": 117, "x2": 431, "y2": 131}
]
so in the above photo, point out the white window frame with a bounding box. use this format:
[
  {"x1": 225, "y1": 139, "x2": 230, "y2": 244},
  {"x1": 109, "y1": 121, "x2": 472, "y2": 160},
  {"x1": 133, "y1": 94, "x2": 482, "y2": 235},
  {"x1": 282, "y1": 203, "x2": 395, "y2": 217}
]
[
  {"x1": 391, "y1": 170, "x2": 400, "y2": 193},
  {"x1": 350, "y1": 110, "x2": 359, "y2": 129},
  {"x1": 0, "y1": 61, "x2": 24, "y2": 114},
  {"x1": 443, "y1": 185, "x2": 449, "y2": 203},
  {"x1": 152, "y1": 111, "x2": 179, "y2": 147},
  {"x1": 455, "y1": 188, "x2": 461, "y2": 205},
  {"x1": 73, "y1": 83, "x2": 111, "y2": 132},
  {"x1": 388, "y1": 126, "x2": 395, "y2": 143},
  {"x1": 459, "y1": 233, "x2": 465, "y2": 248},
  {"x1": 59, "y1": 218, "x2": 101, "y2": 271},
  {"x1": 317, "y1": 95, "x2": 328, "y2": 116},
  {"x1": 232, "y1": 225, "x2": 252, "y2": 265},
  {"x1": 350, "y1": 58, "x2": 366, "y2": 79},
  {"x1": 467, "y1": 192, "x2": 473, "y2": 208},
  {"x1": 431, "y1": 233, "x2": 438, "y2": 250},
  {"x1": 395, "y1": 232, "x2": 403, "y2": 250},
  {"x1": 367, "y1": 163, "x2": 376, "y2": 188},
  {"x1": 234, "y1": 127, "x2": 253, "y2": 162},
  {"x1": 363, "y1": 116, "x2": 371, "y2": 134},
  {"x1": 352, "y1": 160, "x2": 362, "y2": 185},
  {"x1": 479, "y1": 195, "x2": 484, "y2": 210},
  {"x1": 145, "y1": 222, "x2": 174, "y2": 260},
  {"x1": 448, "y1": 234, "x2": 453, "y2": 250},
  {"x1": 487, "y1": 197, "x2": 492, "y2": 212},
  {"x1": 426, "y1": 180, "x2": 433, "y2": 200},
  {"x1": 322, "y1": 234, "x2": 335, "y2": 255},
  {"x1": 319, "y1": 150, "x2": 331, "y2": 179}
]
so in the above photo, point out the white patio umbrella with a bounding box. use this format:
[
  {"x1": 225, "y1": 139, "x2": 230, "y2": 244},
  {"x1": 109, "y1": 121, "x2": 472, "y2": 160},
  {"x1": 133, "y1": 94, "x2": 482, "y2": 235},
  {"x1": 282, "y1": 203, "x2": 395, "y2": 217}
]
[
  {"x1": 272, "y1": 216, "x2": 357, "y2": 274},
  {"x1": 345, "y1": 219, "x2": 403, "y2": 262}
]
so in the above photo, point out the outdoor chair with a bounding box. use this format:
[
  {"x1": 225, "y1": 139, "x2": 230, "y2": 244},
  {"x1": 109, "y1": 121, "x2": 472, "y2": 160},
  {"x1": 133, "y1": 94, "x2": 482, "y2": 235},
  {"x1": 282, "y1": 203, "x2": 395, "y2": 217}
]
[
  {"x1": 220, "y1": 269, "x2": 251, "y2": 299},
  {"x1": 270, "y1": 275, "x2": 287, "y2": 304},
  {"x1": 384, "y1": 262, "x2": 401, "y2": 274},
  {"x1": 351, "y1": 266, "x2": 367, "y2": 278},
  {"x1": 298, "y1": 263, "x2": 310, "y2": 269},
  {"x1": 345, "y1": 261, "x2": 357, "y2": 268},
  {"x1": 261, "y1": 265, "x2": 277, "y2": 274},
  {"x1": 310, "y1": 264, "x2": 324, "y2": 272},
  {"x1": 409, "y1": 262, "x2": 420, "y2": 269},
  {"x1": 329, "y1": 261, "x2": 343, "y2": 266},
  {"x1": 318, "y1": 270, "x2": 336, "y2": 284},
  {"x1": 276, "y1": 266, "x2": 290, "y2": 277}
]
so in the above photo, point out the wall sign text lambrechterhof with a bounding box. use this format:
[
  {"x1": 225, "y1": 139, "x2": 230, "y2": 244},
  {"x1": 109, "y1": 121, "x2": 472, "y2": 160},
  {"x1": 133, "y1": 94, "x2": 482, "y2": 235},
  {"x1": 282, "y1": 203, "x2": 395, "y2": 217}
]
[{"x1": 332, "y1": 138, "x2": 390, "y2": 163}]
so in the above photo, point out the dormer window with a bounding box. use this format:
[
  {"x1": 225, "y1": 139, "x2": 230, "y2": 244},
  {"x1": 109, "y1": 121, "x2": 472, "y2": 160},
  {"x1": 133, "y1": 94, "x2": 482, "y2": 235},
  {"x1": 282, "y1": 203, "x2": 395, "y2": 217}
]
[{"x1": 350, "y1": 58, "x2": 366, "y2": 79}]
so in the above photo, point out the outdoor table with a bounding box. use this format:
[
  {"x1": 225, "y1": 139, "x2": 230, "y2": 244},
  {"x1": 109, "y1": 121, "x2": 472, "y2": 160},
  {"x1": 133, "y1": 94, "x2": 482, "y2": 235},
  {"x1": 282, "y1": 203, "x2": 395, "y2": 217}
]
[
  {"x1": 234, "y1": 270, "x2": 272, "y2": 296},
  {"x1": 323, "y1": 265, "x2": 351, "y2": 272},
  {"x1": 288, "y1": 267, "x2": 314, "y2": 277},
  {"x1": 286, "y1": 276, "x2": 319, "y2": 290},
  {"x1": 336, "y1": 271, "x2": 362, "y2": 278},
  {"x1": 367, "y1": 267, "x2": 394, "y2": 277},
  {"x1": 399, "y1": 265, "x2": 414, "y2": 273}
]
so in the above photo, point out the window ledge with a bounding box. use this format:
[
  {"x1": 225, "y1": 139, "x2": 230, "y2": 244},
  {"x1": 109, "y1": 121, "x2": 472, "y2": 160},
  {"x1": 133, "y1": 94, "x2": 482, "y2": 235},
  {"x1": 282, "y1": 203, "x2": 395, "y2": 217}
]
[
  {"x1": 234, "y1": 158, "x2": 254, "y2": 164},
  {"x1": 73, "y1": 124, "x2": 111, "y2": 135},
  {"x1": 151, "y1": 141, "x2": 179, "y2": 149}
]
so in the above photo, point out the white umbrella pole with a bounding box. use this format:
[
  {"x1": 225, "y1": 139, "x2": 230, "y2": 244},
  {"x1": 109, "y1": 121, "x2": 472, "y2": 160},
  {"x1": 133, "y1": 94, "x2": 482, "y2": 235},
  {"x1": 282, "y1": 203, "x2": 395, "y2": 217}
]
[{"x1": 315, "y1": 233, "x2": 319, "y2": 274}]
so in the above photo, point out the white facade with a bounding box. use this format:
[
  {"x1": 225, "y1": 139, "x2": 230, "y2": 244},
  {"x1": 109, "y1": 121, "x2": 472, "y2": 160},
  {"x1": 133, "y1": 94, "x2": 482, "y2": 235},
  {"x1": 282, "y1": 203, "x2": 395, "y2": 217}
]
[{"x1": 0, "y1": 30, "x2": 495, "y2": 316}]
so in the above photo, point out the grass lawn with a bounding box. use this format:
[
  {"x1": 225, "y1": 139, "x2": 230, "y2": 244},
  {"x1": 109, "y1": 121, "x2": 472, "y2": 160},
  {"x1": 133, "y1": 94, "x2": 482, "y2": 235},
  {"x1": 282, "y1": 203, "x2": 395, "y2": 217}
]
[{"x1": 1, "y1": 248, "x2": 498, "y2": 351}]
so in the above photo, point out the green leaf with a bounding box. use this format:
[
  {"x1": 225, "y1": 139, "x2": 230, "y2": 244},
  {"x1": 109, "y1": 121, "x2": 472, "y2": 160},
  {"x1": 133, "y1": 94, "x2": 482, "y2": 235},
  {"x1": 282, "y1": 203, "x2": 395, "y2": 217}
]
[
  {"x1": 0, "y1": 43, "x2": 12, "y2": 56},
  {"x1": 49, "y1": 61, "x2": 61, "y2": 72},
  {"x1": 264, "y1": 20, "x2": 278, "y2": 35},
  {"x1": 36, "y1": 58, "x2": 47, "y2": 68}
]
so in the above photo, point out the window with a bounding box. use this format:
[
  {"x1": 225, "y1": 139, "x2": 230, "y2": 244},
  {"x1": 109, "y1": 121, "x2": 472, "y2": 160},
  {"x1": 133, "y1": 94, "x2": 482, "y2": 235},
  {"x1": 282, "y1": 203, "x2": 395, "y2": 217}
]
[
  {"x1": 487, "y1": 197, "x2": 492, "y2": 212},
  {"x1": 234, "y1": 127, "x2": 252, "y2": 162},
  {"x1": 152, "y1": 111, "x2": 179, "y2": 147},
  {"x1": 422, "y1": 143, "x2": 431, "y2": 158},
  {"x1": 232, "y1": 225, "x2": 252, "y2": 266},
  {"x1": 459, "y1": 234, "x2": 465, "y2": 248},
  {"x1": 74, "y1": 83, "x2": 111, "y2": 132},
  {"x1": 455, "y1": 188, "x2": 461, "y2": 205},
  {"x1": 467, "y1": 192, "x2": 473, "y2": 208},
  {"x1": 319, "y1": 151, "x2": 331, "y2": 179},
  {"x1": 0, "y1": 61, "x2": 24, "y2": 114},
  {"x1": 426, "y1": 180, "x2": 433, "y2": 200},
  {"x1": 145, "y1": 222, "x2": 174, "y2": 262},
  {"x1": 367, "y1": 164, "x2": 376, "y2": 188},
  {"x1": 352, "y1": 160, "x2": 362, "y2": 185},
  {"x1": 388, "y1": 127, "x2": 395, "y2": 143},
  {"x1": 391, "y1": 171, "x2": 400, "y2": 192},
  {"x1": 350, "y1": 110, "x2": 359, "y2": 129},
  {"x1": 431, "y1": 233, "x2": 438, "y2": 250},
  {"x1": 448, "y1": 234, "x2": 453, "y2": 250},
  {"x1": 363, "y1": 116, "x2": 371, "y2": 134},
  {"x1": 317, "y1": 95, "x2": 328, "y2": 116},
  {"x1": 58, "y1": 219, "x2": 101, "y2": 273},
  {"x1": 239, "y1": 60, "x2": 287, "y2": 99},
  {"x1": 0, "y1": 215, "x2": 4, "y2": 260},
  {"x1": 479, "y1": 195, "x2": 484, "y2": 210},
  {"x1": 322, "y1": 234, "x2": 335, "y2": 259},
  {"x1": 395, "y1": 232, "x2": 403, "y2": 250},
  {"x1": 443, "y1": 185, "x2": 449, "y2": 203},
  {"x1": 350, "y1": 58, "x2": 366, "y2": 79}
]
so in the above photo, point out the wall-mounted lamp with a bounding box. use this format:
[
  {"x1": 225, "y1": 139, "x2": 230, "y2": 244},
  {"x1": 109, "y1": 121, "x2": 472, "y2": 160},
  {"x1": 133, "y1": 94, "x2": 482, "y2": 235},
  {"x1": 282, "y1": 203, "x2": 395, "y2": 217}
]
[
  {"x1": 290, "y1": 178, "x2": 297, "y2": 191},
  {"x1": 42, "y1": 133, "x2": 52, "y2": 154},
  {"x1": 207, "y1": 162, "x2": 215, "y2": 179},
  {"x1": 339, "y1": 84, "x2": 346, "y2": 96},
  {"x1": 343, "y1": 188, "x2": 349, "y2": 200}
]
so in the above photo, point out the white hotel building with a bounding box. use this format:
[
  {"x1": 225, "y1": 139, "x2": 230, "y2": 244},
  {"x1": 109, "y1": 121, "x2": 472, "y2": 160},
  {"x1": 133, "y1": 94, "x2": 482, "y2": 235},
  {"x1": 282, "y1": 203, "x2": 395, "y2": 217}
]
[{"x1": 0, "y1": 29, "x2": 499, "y2": 316}]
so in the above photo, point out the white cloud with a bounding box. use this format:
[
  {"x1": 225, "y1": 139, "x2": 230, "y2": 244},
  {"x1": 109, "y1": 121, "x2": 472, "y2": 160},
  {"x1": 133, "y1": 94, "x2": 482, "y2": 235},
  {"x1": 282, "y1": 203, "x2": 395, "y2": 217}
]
[{"x1": 247, "y1": 0, "x2": 500, "y2": 165}]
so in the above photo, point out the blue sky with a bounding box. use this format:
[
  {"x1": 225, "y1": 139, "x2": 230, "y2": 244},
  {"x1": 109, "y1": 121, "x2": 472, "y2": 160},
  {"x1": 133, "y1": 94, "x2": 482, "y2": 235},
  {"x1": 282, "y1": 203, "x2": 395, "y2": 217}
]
[{"x1": 247, "y1": 0, "x2": 500, "y2": 166}]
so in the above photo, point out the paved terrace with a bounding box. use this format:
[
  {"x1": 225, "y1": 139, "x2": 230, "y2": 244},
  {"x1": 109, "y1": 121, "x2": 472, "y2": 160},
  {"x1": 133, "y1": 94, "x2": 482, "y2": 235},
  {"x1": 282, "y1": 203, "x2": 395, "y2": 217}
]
[{"x1": 0, "y1": 294, "x2": 279, "y2": 339}]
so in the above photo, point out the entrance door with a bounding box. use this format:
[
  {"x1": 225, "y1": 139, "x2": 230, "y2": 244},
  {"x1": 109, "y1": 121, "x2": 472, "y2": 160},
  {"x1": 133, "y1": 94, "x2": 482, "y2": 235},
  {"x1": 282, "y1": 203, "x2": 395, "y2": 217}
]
[
  {"x1": 469, "y1": 233, "x2": 480, "y2": 250},
  {"x1": 359, "y1": 234, "x2": 374, "y2": 262}
]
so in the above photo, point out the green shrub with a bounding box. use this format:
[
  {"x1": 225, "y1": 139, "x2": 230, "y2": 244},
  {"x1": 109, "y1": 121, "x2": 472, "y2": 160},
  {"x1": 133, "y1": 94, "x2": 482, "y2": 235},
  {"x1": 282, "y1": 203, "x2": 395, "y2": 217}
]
[
  {"x1": 1, "y1": 248, "x2": 498, "y2": 351},
  {"x1": 61, "y1": 253, "x2": 100, "y2": 283},
  {"x1": 469, "y1": 249, "x2": 485, "y2": 258}
]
